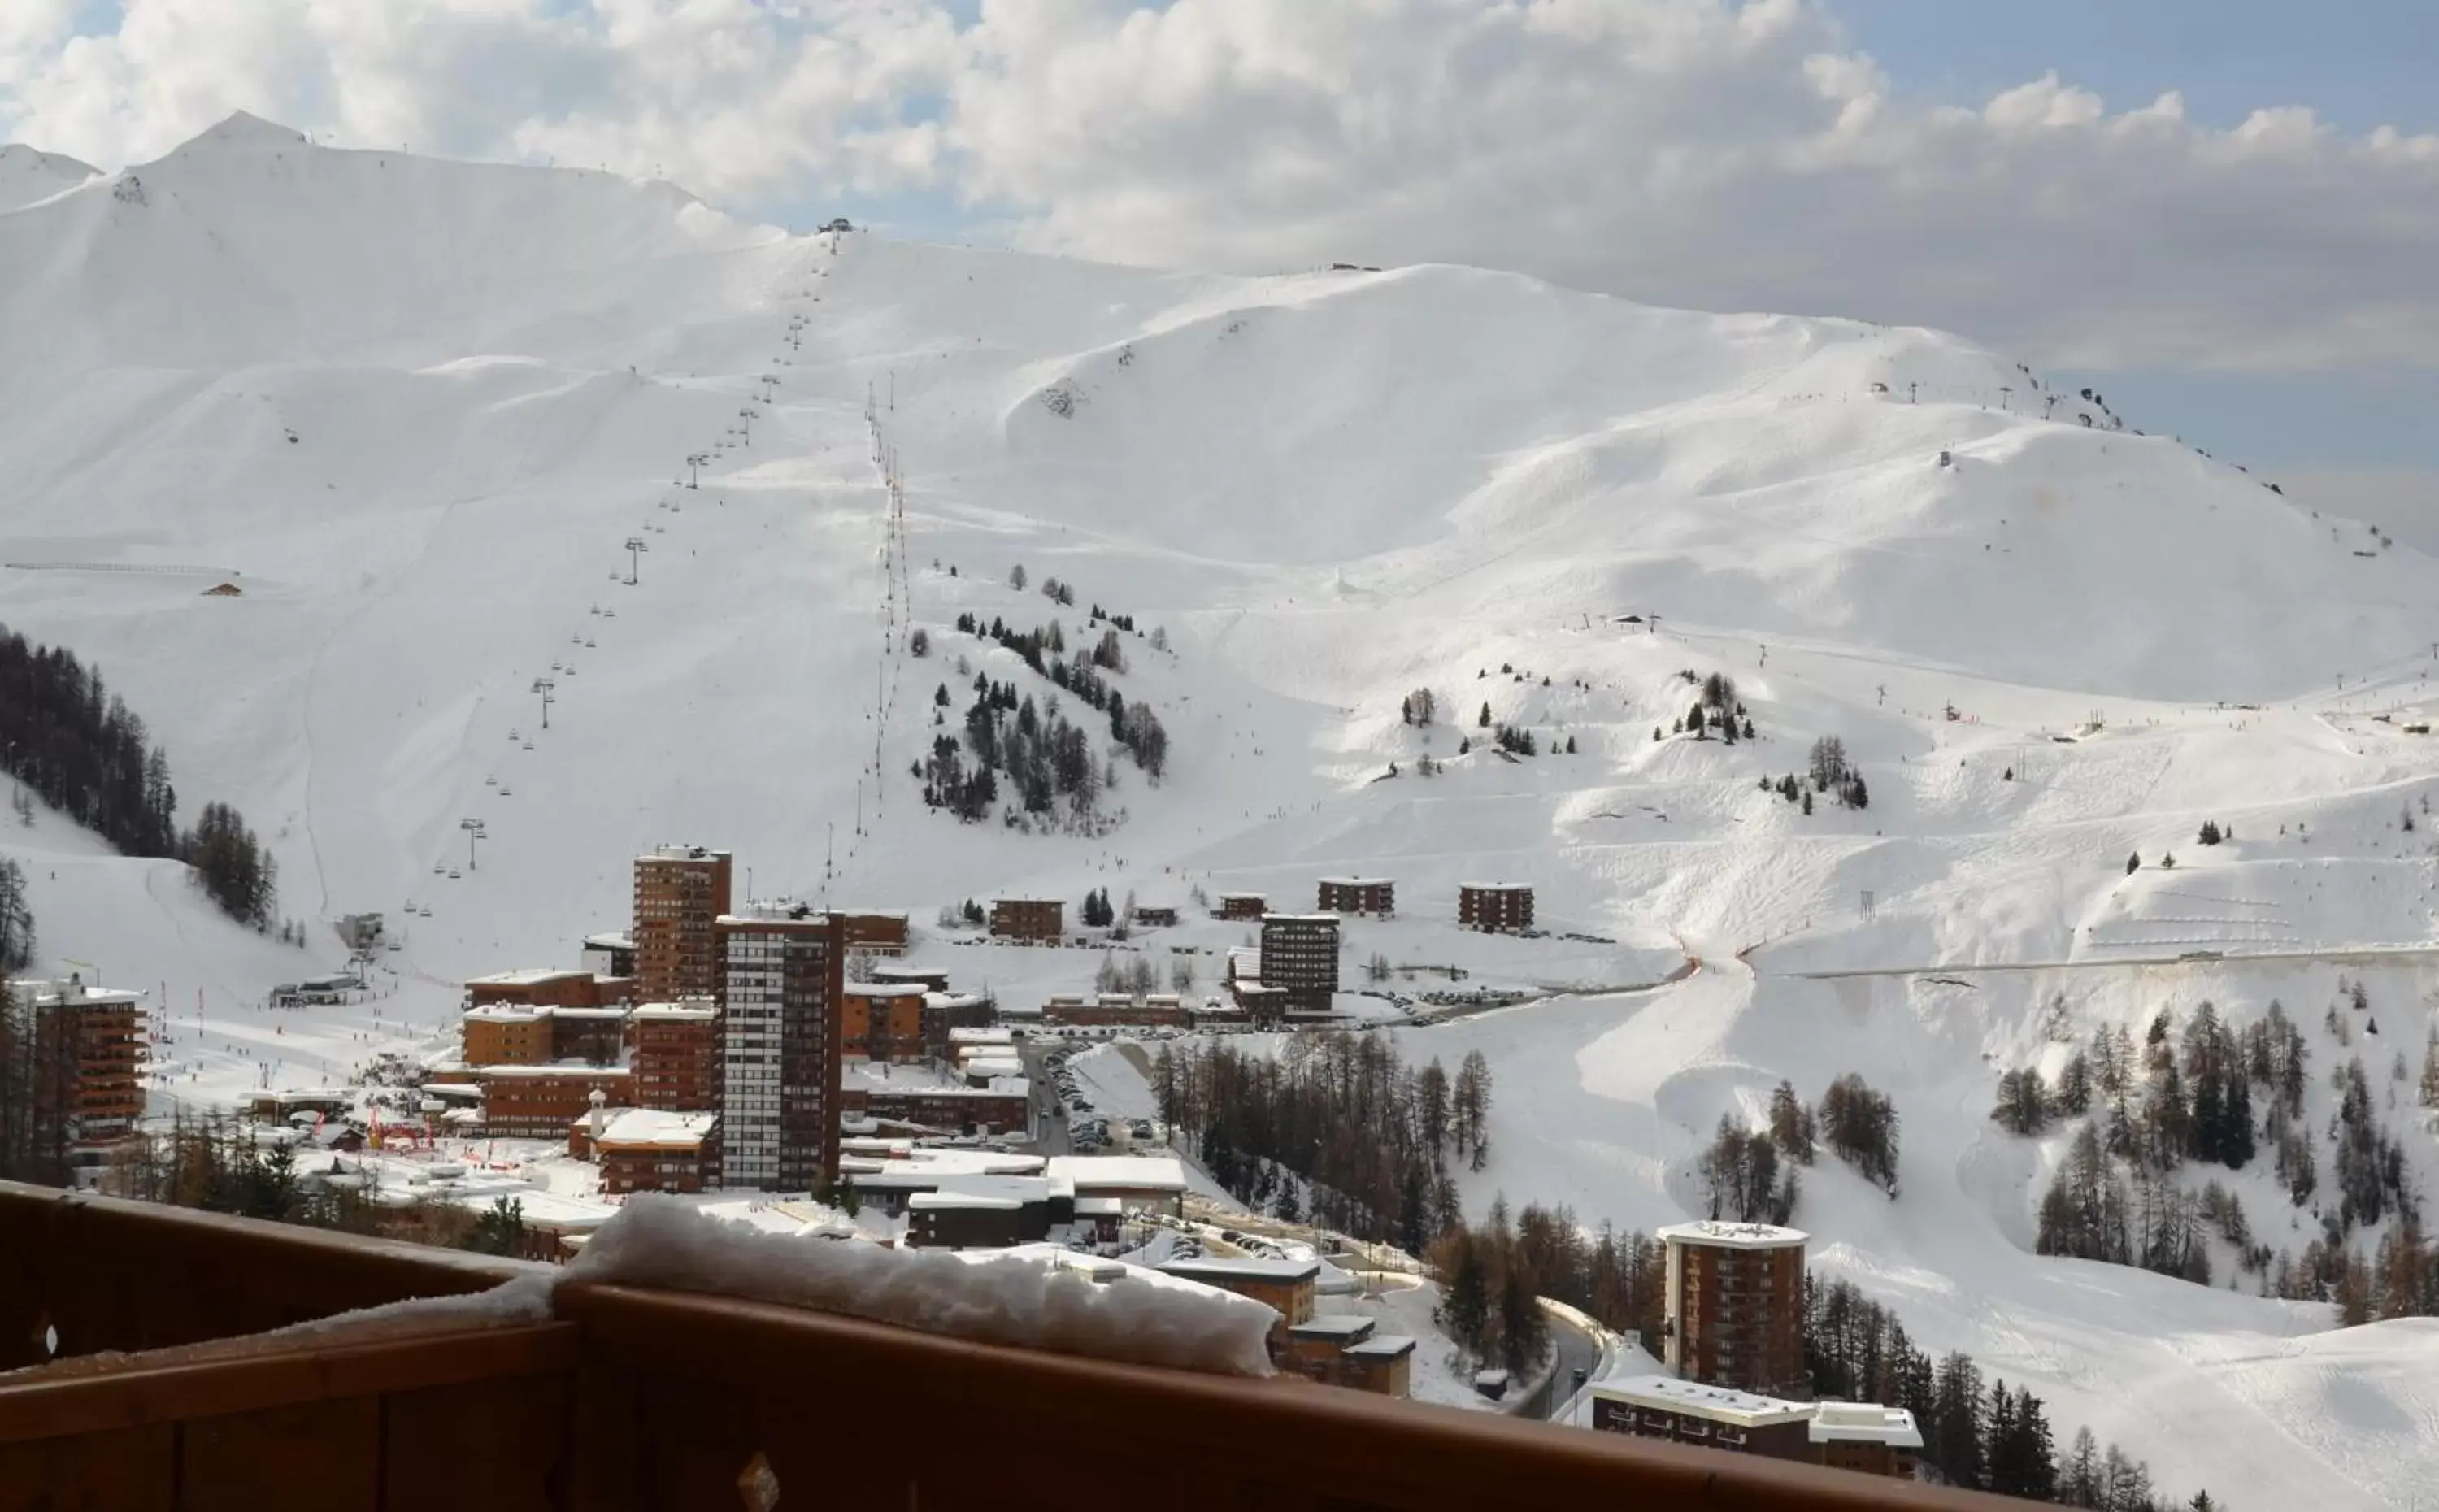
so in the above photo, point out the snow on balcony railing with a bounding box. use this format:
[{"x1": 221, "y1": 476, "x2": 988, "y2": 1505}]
[{"x1": 561, "y1": 1195, "x2": 1278, "y2": 1377}]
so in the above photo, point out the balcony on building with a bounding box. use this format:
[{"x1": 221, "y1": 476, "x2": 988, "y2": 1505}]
[{"x1": 1, "y1": 1180, "x2": 2004, "y2": 1510}]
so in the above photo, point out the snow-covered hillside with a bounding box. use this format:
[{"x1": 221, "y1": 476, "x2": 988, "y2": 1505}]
[
  {"x1": 0, "y1": 142, "x2": 93, "y2": 212},
  {"x1": 7, "y1": 115, "x2": 2439, "y2": 1505}
]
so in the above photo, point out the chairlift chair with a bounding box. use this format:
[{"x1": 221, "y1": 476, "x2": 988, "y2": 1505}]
[
  {"x1": 485, "y1": 776, "x2": 498, "y2": 787},
  {"x1": 522, "y1": 741, "x2": 535, "y2": 752},
  {"x1": 432, "y1": 862, "x2": 445, "y2": 875},
  {"x1": 448, "y1": 868, "x2": 461, "y2": 880}
]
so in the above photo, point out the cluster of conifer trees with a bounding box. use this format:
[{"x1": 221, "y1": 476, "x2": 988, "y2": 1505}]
[
  {"x1": 1154, "y1": 1033, "x2": 1491, "y2": 1250},
  {"x1": 0, "y1": 625, "x2": 276, "y2": 928}
]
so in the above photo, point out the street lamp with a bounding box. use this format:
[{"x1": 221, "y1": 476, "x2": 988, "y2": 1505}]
[{"x1": 459, "y1": 817, "x2": 486, "y2": 871}]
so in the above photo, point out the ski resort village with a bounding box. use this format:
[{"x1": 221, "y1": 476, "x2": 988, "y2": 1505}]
[{"x1": 5, "y1": 92, "x2": 2439, "y2": 1512}]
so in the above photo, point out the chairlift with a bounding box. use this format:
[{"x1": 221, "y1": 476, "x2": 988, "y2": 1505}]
[
  {"x1": 603, "y1": 608, "x2": 617, "y2": 619},
  {"x1": 589, "y1": 604, "x2": 602, "y2": 615},
  {"x1": 433, "y1": 862, "x2": 445, "y2": 875},
  {"x1": 508, "y1": 728, "x2": 520, "y2": 741},
  {"x1": 585, "y1": 637, "x2": 596, "y2": 649},
  {"x1": 485, "y1": 776, "x2": 498, "y2": 788},
  {"x1": 522, "y1": 741, "x2": 535, "y2": 751},
  {"x1": 610, "y1": 571, "x2": 622, "y2": 581},
  {"x1": 448, "y1": 868, "x2": 462, "y2": 880},
  {"x1": 419, "y1": 907, "x2": 433, "y2": 918},
  {"x1": 498, "y1": 785, "x2": 512, "y2": 797}
]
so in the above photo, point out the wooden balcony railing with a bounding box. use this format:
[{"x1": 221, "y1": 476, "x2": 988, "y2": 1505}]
[{"x1": 0, "y1": 1180, "x2": 2017, "y2": 1511}]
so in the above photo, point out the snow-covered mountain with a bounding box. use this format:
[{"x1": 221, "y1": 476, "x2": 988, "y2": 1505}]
[
  {"x1": 0, "y1": 142, "x2": 95, "y2": 212},
  {"x1": 8, "y1": 115, "x2": 2439, "y2": 1505}
]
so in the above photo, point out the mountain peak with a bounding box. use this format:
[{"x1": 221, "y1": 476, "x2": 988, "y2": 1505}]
[
  {"x1": 0, "y1": 142, "x2": 100, "y2": 213},
  {"x1": 180, "y1": 111, "x2": 311, "y2": 154}
]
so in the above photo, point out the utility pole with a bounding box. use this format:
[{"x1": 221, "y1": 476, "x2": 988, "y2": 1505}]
[{"x1": 531, "y1": 677, "x2": 556, "y2": 731}]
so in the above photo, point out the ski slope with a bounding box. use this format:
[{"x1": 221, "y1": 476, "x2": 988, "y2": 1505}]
[{"x1": 6, "y1": 115, "x2": 2439, "y2": 1504}]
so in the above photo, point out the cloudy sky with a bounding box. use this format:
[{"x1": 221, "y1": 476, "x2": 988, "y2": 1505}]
[{"x1": 7, "y1": 1, "x2": 2436, "y2": 524}]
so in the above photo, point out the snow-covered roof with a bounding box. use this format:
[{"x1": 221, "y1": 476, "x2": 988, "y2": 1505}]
[
  {"x1": 846, "y1": 981, "x2": 928, "y2": 998},
  {"x1": 1046, "y1": 1155, "x2": 1188, "y2": 1193},
  {"x1": 1260, "y1": 913, "x2": 1341, "y2": 925},
  {"x1": 936, "y1": 1173, "x2": 1071, "y2": 1202},
  {"x1": 1074, "y1": 1197, "x2": 1126, "y2": 1216},
  {"x1": 463, "y1": 1005, "x2": 546, "y2": 1023},
  {"x1": 872, "y1": 1150, "x2": 1045, "y2": 1180},
  {"x1": 949, "y1": 1027, "x2": 1014, "y2": 1045},
  {"x1": 926, "y1": 991, "x2": 988, "y2": 1010},
  {"x1": 1655, "y1": 1219, "x2": 1809, "y2": 1250},
  {"x1": 1290, "y1": 1314, "x2": 1377, "y2": 1340},
  {"x1": 466, "y1": 967, "x2": 589, "y2": 986},
  {"x1": 637, "y1": 845, "x2": 728, "y2": 862},
  {"x1": 9, "y1": 978, "x2": 146, "y2": 1009},
  {"x1": 910, "y1": 1189, "x2": 1024, "y2": 1212},
  {"x1": 1341, "y1": 1333, "x2": 1416, "y2": 1361},
  {"x1": 550, "y1": 1006, "x2": 628, "y2": 1020},
  {"x1": 628, "y1": 1001, "x2": 716, "y2": 1022},
  {"x1": 965, "y1": 1056, "x2": 1024, "y2": 1078},
  {"x1": 1593, "y1": 1375, "x2": 1814, "y2": 1427},
  {"x1": 1158, "y1": 1255, "x2": 1323, "y2": 1285},
  {"x1": 584, "y1": 932, "x2": 634, "y2": 949},
  {"x1": 1215, "y1": 891, "x2": 1265, "y2": 901},
  {"x1": 595, "y1": 1109, "x2": 717, "y2": 1148},
  {"x1": 1810, "y1": 1402, "x2": 1924, "y2": 1448},
  {"x1": 431, "y1": 1187, "x2": 621, "y2": 1230},
  {"x1": 471, "y1": 1062, "x2": 633, "y2": 1079},
  {"x1": 1459, "y1": 880, "x2": 1533, "y2": 891},
  {"x1": 1316, "y1": 877, "x2": 1393, "y2": 887}
]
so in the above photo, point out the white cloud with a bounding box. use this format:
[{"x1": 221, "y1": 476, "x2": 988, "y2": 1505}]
[{"x1": 7, "y1": 0, "x2": 2439, "y2": 372}]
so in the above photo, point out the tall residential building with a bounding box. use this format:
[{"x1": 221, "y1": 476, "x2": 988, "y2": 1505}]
[
  {"x1": 715, "y1": 904, "x2": 843, "y2": 1193},
  {"x1": 2, "y1": 976, "x2": 150, "y2": 1163},
  {"x1": 1459, "y1": 881, "x2": 1535, "y2": 934},
  {"x1": 633, "y1": 846, "x2": 733, "y2": 1002},
  {"x1": 1659, "y1": 1221, "x2": 1809, "y2": 1399},
  {"x1": 628, "y1": 1001, "x2": 720, "y2": 1110},
  {"x1": 1258, "y1": 914, "x2": 1341, "y2": 1015},
  {"x1": 1316, "y1": 877, "x2": 1395, "y2": 916}
]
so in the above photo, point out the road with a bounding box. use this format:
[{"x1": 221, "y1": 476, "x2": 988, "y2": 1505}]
[
  {"x1": 1541, "y1": 1309, "x2": 1602, "y2": 1422},
  {"x1": 1762, "y1": 942, "x2": 2439, "y2": 981},
  {"x1": 1018, "y1": 1037, "x2": 1072, "y2": 1158}
]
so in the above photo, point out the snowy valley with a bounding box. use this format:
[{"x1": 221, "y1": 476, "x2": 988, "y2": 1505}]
[{"x1": 7, "y1": 114, "x2": 2439, "y2": 1505}]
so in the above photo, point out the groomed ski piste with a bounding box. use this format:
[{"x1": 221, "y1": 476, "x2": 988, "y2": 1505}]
[{"x1": 7, "y1": 114, "x2": 2439, "y2": 1505}]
